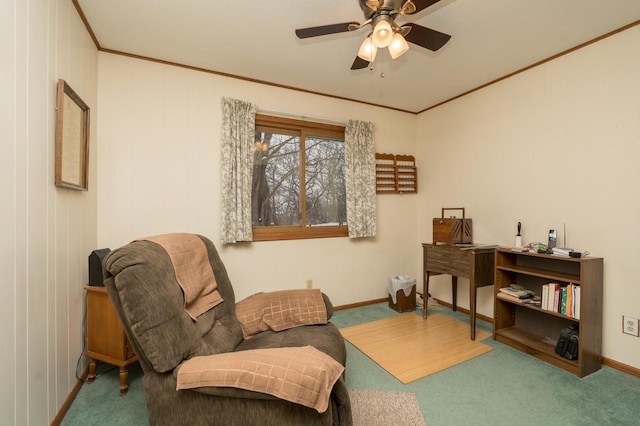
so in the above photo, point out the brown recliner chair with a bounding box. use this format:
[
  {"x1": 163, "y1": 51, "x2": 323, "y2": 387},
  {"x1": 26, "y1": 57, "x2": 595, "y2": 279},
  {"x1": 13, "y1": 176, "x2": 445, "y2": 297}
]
[{"x1": 103, "y1": 234, "x2": 352, "y2": 425}]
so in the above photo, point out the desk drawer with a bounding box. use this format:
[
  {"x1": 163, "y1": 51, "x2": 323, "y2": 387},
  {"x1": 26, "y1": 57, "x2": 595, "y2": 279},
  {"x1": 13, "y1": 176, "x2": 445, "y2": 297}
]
[{"x1": 425, "y1": 247, "x2": 470, "y2": 277}]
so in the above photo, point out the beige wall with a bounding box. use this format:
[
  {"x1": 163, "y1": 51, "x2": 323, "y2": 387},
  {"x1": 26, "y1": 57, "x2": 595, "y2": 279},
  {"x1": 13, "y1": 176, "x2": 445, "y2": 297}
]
[
  {"x1": 416, "y1": 26, "x2": 640, "y2": 369},
  {"x1": 1, "y1": 0, "x2": 98, "y2": 424},
  {"x1": 96, "y1": 53, "x2": 419, "y2": 306}
]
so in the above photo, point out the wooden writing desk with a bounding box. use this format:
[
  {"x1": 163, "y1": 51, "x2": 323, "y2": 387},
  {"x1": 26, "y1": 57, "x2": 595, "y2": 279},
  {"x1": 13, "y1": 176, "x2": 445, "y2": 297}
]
[{"x1": 422, "y1": 243, "x2": 495, "y2": 340}]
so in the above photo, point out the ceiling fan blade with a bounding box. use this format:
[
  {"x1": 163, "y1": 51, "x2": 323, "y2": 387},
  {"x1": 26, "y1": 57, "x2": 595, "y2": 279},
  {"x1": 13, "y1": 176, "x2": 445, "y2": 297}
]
[
  {"x1": 351, "y1": 56, "x2": 370, "y2": 70},
  {"x1": 403, "y1": 23, "x2": 451, "y2": 51},
  {"x1": 406, "y1": 0, "x2": 441, "y2": 15},
  {"x1": 295, "y1": 22, "x2": 360, "y2": 39}
]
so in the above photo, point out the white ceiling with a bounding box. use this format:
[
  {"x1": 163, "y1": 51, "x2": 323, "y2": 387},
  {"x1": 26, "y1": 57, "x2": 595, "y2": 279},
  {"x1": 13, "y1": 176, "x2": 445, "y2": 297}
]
[{"x1": 77, "y1": 0, "x2": 640, "y2": 113}]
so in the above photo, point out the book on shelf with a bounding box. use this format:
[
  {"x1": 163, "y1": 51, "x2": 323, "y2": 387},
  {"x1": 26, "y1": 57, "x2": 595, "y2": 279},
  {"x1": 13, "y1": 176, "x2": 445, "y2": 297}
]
[
  {"x1": 553, "y1": 287, "x2": 561, "y2": 313},
  {"x1": 524, "y1": 295, "x2": 542, "y2": 306},
  {"x1": 561, "y1": 286, "x2": 568, "y2": 315},
  {"x1": 541, "y1": 282, "x2": 580, "y2": 318},
  {"x1": 498, "y1": 291, "x2": 532, "y2": 301},
  {"x1": 499, "y1": 285, "x2": 535, "y2": 299},
  {"x1": 567, "y1": 283, "x2": 579, "y2": 319},
  {"x1": 566, "y1": 286, "x2": 575, "y2": 316},
  {"x1": 573, "y1": 285, "x2": 581, "y2": 319},
  {"x1": 497, "y1": 292, "x2": 542, "y2": 305},
  {"x1": 546, "y1": 283, "x2": 560, "y2": 312}
]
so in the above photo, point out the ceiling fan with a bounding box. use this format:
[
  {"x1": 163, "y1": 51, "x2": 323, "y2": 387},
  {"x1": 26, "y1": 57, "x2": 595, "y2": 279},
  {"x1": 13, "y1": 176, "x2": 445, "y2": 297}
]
[{"x1": 295, "y1": 0, "x2": 451, "y2": 70}]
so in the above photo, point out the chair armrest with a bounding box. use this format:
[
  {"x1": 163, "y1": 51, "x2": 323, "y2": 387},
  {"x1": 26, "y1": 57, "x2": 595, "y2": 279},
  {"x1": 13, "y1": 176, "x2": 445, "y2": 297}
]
[{"x1": 175, "y1": 346, "x2": 344, "y2": 413}]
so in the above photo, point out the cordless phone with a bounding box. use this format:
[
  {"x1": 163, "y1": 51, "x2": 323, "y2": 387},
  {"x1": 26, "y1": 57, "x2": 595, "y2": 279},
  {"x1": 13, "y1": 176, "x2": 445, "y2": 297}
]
[{"x1": 547, "y1": 229, "x2": 557, "y2": 252}]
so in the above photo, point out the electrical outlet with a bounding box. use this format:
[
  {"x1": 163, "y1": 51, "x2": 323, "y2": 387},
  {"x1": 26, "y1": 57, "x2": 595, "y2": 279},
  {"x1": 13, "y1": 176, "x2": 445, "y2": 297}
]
[
  {"x1": 622, "y1": 315, "x2": 639, "y2": 337},
  {"x1": 306, "y1": 279, "x2": 313, "y2": 289}
]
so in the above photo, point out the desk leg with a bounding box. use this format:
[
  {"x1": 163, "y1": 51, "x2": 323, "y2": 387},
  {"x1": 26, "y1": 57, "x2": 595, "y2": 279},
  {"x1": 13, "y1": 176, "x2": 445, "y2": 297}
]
[
  {"x1": 470, "y1": 283, "x2": 477, "y2": 341},
  {"x1": 451, "y1": 276, "x2": 458, "y2": 311},
  {"x1": 423, "y1": 272, "x2": 431, "y2": 319}
]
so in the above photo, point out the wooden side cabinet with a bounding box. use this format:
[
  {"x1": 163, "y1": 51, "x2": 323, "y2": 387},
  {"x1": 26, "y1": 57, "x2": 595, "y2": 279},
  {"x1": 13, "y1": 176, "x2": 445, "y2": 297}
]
[
  {"x1": 493, "y1": 249, "x2": 603, "y2": 377},
  {"x1": 85, "y1": 286, "x2": 137, "y2": 395}
]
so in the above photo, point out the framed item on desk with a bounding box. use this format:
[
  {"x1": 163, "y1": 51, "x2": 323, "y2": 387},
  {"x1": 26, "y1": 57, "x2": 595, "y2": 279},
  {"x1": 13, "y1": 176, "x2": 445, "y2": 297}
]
[{"x1": 55, "y1": 79, "x2": 90, "y2": 190}]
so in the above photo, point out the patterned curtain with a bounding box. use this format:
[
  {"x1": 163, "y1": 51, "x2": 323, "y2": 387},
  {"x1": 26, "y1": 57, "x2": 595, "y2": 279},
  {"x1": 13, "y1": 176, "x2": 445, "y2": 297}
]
[
  {"x1": 220, "y1": 97, "x2": 257, "y2": 244},
  {"x1": 345, "y1": 120, "x2": 377, "y2": 238}
]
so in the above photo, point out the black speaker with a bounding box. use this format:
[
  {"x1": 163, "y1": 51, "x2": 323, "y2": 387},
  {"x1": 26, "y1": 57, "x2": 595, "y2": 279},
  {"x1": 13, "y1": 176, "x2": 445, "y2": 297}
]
[{"x1": 89, "y1": 248, "x2": 111, "y2": 286}]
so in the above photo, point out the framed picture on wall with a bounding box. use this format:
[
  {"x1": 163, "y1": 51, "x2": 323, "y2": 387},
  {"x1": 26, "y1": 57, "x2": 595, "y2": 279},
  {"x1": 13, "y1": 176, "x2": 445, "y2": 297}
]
[{"x1": 55, "y1": 79, "x2": 90, "y2": 190}]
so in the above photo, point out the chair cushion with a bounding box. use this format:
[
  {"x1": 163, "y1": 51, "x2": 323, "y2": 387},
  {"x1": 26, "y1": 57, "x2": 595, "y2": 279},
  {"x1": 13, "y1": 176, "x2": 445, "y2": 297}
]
[{"x1": 235, "y1": 289, "x2": 328, "y2": 338}]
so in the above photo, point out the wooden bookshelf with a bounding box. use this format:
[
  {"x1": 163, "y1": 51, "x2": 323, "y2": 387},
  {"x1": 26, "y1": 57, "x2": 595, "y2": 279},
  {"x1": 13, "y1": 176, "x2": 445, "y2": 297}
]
[{"x1": 493, "y1": 249, "x2": 603, "y2": 377}]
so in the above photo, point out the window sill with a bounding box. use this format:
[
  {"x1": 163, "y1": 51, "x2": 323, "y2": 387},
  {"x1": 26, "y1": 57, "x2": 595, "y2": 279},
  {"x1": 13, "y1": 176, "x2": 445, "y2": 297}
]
[{"x1": 252, "y1": 226, "x2": 348, "y2": 241}]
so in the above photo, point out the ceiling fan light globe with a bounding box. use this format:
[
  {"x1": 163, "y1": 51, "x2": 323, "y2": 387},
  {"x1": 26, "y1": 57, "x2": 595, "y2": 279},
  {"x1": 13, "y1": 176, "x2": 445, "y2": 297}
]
[
  {"x1": 372, "y1": 20, "x2": 393, "y2": 48},
  {"x1": 389, "y1": 33, "x2": 409, "y2": 59},
  {"x1": 357, "y1": 37, "x2": 378, "y2": 62}
]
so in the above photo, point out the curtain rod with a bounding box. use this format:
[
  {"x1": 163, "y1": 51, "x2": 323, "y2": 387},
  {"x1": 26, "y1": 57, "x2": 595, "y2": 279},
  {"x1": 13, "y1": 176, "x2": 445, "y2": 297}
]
[{"x1": 257, "y1": 108, "x2": 347, "y2": 127}]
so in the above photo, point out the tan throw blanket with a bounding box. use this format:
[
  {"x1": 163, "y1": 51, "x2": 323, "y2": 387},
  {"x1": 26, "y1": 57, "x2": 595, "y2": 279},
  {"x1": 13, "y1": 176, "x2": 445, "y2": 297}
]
[
  {"x1": 140, "y1": 233, "x2": 223, "y2": 320},
  {"x1": 176, "y1": 345, "x2": 344, "y2": 413},
  {"x1": 235, "y1": 289, "x2": 328, "y2": 338}
]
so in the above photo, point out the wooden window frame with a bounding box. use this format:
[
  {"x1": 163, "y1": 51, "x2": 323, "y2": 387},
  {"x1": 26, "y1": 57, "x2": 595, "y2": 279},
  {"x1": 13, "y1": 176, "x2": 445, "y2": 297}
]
[{"x1": 252, "y1": 114, "x2": 348, "y2": 241}]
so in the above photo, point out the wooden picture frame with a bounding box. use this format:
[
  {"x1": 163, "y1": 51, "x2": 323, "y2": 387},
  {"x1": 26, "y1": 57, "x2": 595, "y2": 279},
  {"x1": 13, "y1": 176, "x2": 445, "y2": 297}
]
[{"x1": 55, "y1": 79, "x2": 90, "y2": 190}]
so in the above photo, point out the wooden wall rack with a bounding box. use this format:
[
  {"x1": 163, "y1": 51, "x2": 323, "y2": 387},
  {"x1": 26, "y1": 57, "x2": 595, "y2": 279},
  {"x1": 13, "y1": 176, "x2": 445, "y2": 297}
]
[{"x1": 375, "y1": 153, "x2": 417, "y2": 194}]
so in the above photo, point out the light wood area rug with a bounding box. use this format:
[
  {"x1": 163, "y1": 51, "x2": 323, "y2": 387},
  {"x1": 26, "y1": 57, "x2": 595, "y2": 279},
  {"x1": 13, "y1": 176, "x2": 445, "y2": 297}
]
[
  {"x1": 341, "y1": 313, "x2": 492, "y2": 384},
  {"x1": 349, "y1": 389, "x2": 426, "y2": 426}
]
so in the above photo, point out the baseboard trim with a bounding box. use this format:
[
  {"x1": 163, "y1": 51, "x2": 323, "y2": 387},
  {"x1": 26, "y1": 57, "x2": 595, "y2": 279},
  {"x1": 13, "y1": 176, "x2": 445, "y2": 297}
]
[
  {"x1": 429, "y1": 299, "x2": 495, "y2": 324},
  {"x1": 603, "y1": 357, "x2": 640, "y2": 378},
  {"x1": 51, "y1": 365, "x2": 88, "y2": 426},
  {"x1": 334, "y1": 297, "x2": 493, "y2": 323},
  {"x1": 334, "y1": 297, "x2": 640, "y2": 378},
  {"x1": 334, "y1": 298, "x2": 387, "y2": 311}
]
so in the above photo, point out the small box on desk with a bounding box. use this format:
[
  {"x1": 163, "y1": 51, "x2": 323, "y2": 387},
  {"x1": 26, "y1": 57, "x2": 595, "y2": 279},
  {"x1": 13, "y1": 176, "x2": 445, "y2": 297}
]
[
  {"x1": 389, "y1": 285, "x2": 416, "y2": 313},
  {"x1": 433, "y1": 207, "x2": 472, "y2": 244}
]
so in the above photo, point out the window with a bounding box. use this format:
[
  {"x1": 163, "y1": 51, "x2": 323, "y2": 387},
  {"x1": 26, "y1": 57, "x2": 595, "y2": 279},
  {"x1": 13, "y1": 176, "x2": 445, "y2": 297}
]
[{"x1": 252, "y1": 114, "x2": 348, "y2": 241}]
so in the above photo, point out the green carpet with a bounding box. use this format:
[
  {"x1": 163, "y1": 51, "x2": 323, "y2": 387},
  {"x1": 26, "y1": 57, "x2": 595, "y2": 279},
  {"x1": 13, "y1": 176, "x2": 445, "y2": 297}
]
[{"x1": 62, "y1": 303, "x2": 640, "y2": 426}]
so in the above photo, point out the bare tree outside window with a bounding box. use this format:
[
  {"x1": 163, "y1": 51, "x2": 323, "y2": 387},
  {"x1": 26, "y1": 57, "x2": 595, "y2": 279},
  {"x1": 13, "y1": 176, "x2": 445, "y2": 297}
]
[
  {"x1": 305, "y1": 136, "x2": 346, "y2": 226},
  {"x1": 252, "y1": 130, "x2": 301, "y2": 226},
  {"x1": 252, "y1": 114, "x2": 348, "y2": 241}
]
